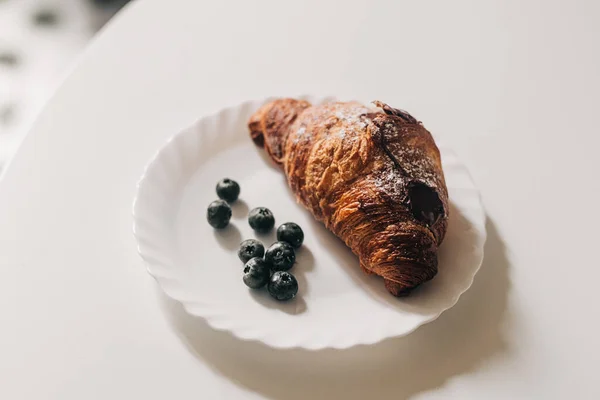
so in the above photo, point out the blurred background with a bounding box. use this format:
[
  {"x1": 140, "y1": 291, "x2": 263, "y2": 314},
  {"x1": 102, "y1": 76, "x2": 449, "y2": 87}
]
[{"x1": 0, "y1": 0, "x2": 130, "y2": 175}]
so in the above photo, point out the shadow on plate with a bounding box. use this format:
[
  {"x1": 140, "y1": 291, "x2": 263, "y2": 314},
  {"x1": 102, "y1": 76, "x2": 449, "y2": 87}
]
[
  {"x1": 231, "y1": 199, "x2": 250, "y2": 219},
  {"x1": 157, "y1": 217, "x2": 511, "y2": 400},
  {"x1": 212, "y1": 224, "x2": 242, "y2": 251},
  {"x1": 249, "y1": 289, "x2": 307, "y2": 315}
]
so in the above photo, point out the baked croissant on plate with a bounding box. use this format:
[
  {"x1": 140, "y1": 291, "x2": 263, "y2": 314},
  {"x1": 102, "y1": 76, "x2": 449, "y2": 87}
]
[{"x1": 248, "y1": 99, "x2": 449, "y2": 297}]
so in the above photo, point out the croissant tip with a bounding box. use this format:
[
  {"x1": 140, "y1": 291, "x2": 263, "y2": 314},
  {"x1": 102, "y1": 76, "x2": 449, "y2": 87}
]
[{"x1": 384, "y1": 279, "x2": 420, "y2": 297}]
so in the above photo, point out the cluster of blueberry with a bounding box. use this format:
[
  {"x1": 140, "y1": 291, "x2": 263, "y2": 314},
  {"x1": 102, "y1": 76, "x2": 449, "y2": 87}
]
[{"x1": 207, "y1": 179, "x2": 305, "y2": 301}]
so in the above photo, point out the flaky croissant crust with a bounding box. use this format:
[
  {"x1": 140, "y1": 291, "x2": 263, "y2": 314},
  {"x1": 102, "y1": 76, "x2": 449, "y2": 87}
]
[{"x1": 249, "y1": 99, "x2": 448, "y2": 296}]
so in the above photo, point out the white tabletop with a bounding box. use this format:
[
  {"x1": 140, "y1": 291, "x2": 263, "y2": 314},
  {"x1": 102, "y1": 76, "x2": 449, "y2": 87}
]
[{"x1": 1, "y1": 0, "x2": 599, "y2": 398}]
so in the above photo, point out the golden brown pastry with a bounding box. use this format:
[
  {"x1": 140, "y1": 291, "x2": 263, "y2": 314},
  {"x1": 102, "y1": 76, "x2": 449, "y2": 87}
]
[{"x1": 248, "y1": 99, "x2": 449, "y2": 296}]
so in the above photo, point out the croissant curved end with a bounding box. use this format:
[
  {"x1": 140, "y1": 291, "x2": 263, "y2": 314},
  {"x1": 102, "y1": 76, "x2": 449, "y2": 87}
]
[
  {"x1": 247, "y1": 99, "x2": 311, "y2": 165},
  {"x1": 385, "y1": 279, "x2": 421, "y2": 297}
]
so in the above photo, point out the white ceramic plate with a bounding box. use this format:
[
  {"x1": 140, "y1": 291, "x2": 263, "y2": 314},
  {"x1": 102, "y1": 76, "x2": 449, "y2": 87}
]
[{"x1": 133, "y1": 96, "x2": 486, "y2": 350}]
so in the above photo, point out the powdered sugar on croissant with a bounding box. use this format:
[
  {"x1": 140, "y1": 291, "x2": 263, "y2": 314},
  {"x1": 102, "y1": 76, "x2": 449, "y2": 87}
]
[{"x1": 248, "y1": 99, "x2": 448, "y2": 296}]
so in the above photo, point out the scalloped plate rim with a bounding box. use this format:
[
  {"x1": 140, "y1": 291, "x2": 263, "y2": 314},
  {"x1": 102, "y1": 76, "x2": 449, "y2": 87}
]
[{"x1": 132, "y1": 95, "x2": 487, "y2": 350}]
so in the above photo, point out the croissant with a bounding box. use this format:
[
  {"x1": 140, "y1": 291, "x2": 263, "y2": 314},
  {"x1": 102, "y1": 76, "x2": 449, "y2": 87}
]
[{"x1": 248, "y1": 99, "x2": 449, "y2": 296}]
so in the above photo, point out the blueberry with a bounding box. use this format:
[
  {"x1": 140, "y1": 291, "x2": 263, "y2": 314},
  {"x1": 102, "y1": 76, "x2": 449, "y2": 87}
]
[
  {"x1": 243, "y1": 257, "x2": 271, "y2": 289},
  {"x1": 268, "y1": 271, "x2": 298, "y2": 301},
  {"x1": 216, "y1": 178, "x2": 240, "y2": 203},
  {"x1": 206, "y1": 199, "x2": 232, "y2": 229},
  {"x1": 238, "y1": 239, "x2": 265, "y2": 263},
  {"x1": 265, "y1": 241, "x2": 295, "y2": 271},
  {"x1": 276, "y1": 222, "x2": 304, "y2": 248},
  {"x1": 248, "y1": 207, "x2": 275, "y2": 233}
]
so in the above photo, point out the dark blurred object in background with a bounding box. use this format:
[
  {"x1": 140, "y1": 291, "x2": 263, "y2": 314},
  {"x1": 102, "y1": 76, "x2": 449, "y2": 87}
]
[
  {"x1": 0, "y1": 0, "x2": 133, "y2": 174},
  {"x1": 90, "y1": 0, "x2": 131, "y2": 10}
]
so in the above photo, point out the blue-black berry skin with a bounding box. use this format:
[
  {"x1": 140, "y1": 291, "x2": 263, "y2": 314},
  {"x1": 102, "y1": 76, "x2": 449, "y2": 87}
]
[
  {"x1": 206, "y1": 200, "x2": 232, "y2": 229},
  {"x1": 243, "y1": 258, "x2": 271, "y2": 289},
  {"x1": 216, "y1": 178, "x2": 240, "y2": 203},
  {"x1": 268, "y1": 271, "x2": 298, "y2": 301},
  {"x1": 276, "y1": 222, "x2": 304, "y2": 248},
  {"x1": 238, "y1": 239, "x2": 265, "y2": 263},
  {"x1": 265, "y1": 241, "x2": 295, "y2": 271},
  {"x1": 248, "y1": 207, "x2": 275, "y2": 233}
]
